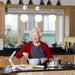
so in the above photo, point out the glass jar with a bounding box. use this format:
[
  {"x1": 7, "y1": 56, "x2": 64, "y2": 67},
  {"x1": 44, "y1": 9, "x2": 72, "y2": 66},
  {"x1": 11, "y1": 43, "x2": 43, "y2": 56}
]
[
  {"x1": 19, "y1": 0, "x2": 23, "y2": 4},
  {"x1": 40, "y1": 0, "x2": 44, "y2": 5},
  {"x1": 7, "y1": 0, "x2": 11, "y2": 4},
  {"x1": 47, "y1": 0, "x2": 51, "y2": 5}
]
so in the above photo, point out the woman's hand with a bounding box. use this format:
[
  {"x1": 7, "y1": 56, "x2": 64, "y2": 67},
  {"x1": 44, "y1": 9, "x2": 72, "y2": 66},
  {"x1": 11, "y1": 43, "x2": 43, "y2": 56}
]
[
  {"x1": 40, "y1": 58, "x2": 47, "y2": 64},
  {"x1": 23, "y1": 52, "x2": 29, "y2": 59}
]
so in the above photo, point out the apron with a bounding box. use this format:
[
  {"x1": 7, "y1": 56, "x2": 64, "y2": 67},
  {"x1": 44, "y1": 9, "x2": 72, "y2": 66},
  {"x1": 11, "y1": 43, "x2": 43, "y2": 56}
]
[{"x1": 30, "y1": 42, "x2": 45, "y2": 58}]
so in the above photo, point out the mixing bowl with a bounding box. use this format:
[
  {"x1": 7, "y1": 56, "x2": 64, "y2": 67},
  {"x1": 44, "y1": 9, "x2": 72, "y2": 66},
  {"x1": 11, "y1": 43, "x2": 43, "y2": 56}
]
[{"x1": 28, "y1": 58, "x2": 40, "y2": 65}]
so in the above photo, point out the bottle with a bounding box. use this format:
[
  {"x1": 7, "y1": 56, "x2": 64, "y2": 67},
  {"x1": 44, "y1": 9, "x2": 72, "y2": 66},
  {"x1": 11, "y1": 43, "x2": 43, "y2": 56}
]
[
  {"x1": 28, "y1": 0, "x2": 33, "y2": 5},
  {"x1": 19, "y1": 0, "x2": 23, "y2": 5},
  {"x1": 68, "y1": 42, "x2": 72, "y2": 54},
  {"x1": 65, "y1": 42, "x2": 68, "y2": 54},
  {"x1": 56, "y1": 0, "x2": 61, "y2": 6},
  {"x1": 47, "y1": 0, "x2": 51, "y2": 5},
  {"x1": 40, "y1": 0, "x2": 44, "y2": 5},
  {"x1": 7, "y1": 0, "x2": 11, "y2": 4},
  {"x1": 72, "y1": 43, "x2": 75, "y2": 52}
]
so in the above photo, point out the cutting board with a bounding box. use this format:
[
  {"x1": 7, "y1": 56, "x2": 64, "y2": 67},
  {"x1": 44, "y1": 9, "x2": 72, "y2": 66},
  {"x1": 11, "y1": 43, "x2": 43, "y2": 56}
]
[
  {"x1": 30, "y1": 65, "x2": 44, "y2": 68},
  {"x1": 22, "y1": 64, "x2": 44, "y2": 68}
]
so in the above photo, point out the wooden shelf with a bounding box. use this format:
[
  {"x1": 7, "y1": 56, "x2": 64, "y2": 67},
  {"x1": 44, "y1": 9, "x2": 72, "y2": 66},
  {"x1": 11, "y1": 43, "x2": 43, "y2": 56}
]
[
  {"x1": 0, "y1": 4, "x2": 75, "y2": 9},
  {"x1": 7, "y1": 4, "x2": 75, "y2": 9},
  {"x1": 0, "y1": 4, "x2": 6, "y2": 7}
]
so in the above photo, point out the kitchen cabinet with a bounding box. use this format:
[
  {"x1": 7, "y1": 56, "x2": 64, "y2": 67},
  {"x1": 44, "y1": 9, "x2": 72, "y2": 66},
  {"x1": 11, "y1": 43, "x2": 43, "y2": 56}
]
[
  {"x1": 44, "y1": 71, "x2": 69, "y2": 75},
  {"x1": 64, "y1": 8, "x2": 75, "y2": 37},
  {"x1": 69, "y1": 9, "x2": 75, "y2": 37},
  {"x1": 70, "y1": 70, "x2": 75, "y2": 75},
  {"x1": 8, "y1": 71, "x2": 75, "y2": 75},
  {"x1": 0, "y1": 6, "x2": 5, "y2": 38},
  {"x1": 9, "y1": 72, "x2": 44, "y2": 75},
  {"x1": 45, "y1": 71, "x2": 75, "y2": 75},
  {"x1": 53, "y1": 55, "x2": 74, "y2": 64}
]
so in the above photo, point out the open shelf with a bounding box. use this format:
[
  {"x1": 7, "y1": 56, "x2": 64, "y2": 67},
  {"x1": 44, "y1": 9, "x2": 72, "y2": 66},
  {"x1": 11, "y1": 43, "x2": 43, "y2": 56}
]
[{"x1": 0, "y1": 4, "x2": 75, "y2": 9}]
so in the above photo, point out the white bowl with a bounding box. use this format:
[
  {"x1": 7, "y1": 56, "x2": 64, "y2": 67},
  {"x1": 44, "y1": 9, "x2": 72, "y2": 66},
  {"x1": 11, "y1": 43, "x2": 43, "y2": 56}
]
[{"x1": 28, "y1": 58, "x2": 40, "y2": 65}]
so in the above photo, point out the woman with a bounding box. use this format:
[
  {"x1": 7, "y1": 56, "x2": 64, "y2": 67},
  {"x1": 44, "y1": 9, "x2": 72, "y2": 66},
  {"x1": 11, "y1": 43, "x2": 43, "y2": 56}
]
[{"x1": 16, "y1": 27, "x2": 53, "y2": 64}]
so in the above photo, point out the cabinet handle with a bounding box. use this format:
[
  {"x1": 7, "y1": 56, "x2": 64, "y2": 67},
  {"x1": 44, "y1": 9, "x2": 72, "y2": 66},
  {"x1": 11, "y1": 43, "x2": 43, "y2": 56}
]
[
  {"x1": 66, "y1": 74, "x2": 68, "y2": 75},
  {"x1": 71, "y1": 74, "x2": 73, "y2": 75}
]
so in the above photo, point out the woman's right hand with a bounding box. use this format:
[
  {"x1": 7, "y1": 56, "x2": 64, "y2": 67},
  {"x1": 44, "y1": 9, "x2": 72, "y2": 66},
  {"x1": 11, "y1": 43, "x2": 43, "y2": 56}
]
[{"x1": 23, "y1": 52, "x2": 29, "y2": 59}]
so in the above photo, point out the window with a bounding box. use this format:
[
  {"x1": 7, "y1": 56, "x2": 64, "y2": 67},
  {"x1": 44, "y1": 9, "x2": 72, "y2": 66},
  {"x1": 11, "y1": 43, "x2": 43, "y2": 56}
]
[
  {"x1": 23, "y1": 14, "x2": 56, "y2": 46},
  {"x1": 4, "y1": 14, "x2": 18, "y2": 48},
  {"x1": 42, "y1": 15, "x2": 56, "y2": 46},
  {"x1": 43, "y1": 15, "x2": 56, "y2": 31},
  {"x1": 4, "y1": 14, "x2": 63, "y2": 48}
]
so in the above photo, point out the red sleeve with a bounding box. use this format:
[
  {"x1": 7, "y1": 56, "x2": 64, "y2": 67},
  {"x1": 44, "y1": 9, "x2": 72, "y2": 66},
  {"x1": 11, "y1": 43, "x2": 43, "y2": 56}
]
[
  {"x1": 45, "y1": 44, "x2": 53, "y2": 59},
  {"x1": 16, "y1": 45, "x2": 27, "y2": 58},
  {"x1": 41, "y1": 42, "x2": 53, "y2": 59},
  {"x1": 16, "y1": 42, "x2": 32, "y2": 58}
]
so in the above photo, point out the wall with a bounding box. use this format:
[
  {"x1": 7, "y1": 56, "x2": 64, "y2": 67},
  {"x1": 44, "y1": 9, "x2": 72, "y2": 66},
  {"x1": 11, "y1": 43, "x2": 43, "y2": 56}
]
[
  {"x1": 64, "y1": 37, "x2": 75, "y2": 45},
  {"x1": 1, "y1": 0, "x2": 75, "y2": 5}
]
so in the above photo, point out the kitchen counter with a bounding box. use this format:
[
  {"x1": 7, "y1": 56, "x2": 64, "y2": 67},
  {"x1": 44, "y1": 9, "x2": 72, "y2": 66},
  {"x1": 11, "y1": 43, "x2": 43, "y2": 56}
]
[
  {"x1": 0, "y1": 65, "x2": 75, "y2": 75},
  {"x1": 1, "y1": 53, "x2": 75, "y2": 56},
  {"x1": 0, "y1": 48, "x2": 75, "y2": 70}
]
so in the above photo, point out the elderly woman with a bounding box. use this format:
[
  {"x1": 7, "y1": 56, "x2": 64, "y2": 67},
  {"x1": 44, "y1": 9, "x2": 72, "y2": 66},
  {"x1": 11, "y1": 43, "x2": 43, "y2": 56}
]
[{"x1": 16, "y1": 27, "x2": 53, "y2": 64}]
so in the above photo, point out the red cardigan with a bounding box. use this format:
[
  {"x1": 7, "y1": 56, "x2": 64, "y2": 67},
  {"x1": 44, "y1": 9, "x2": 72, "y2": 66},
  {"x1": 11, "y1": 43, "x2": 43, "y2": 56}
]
[{"x1": 16, "y1": 41, "x2": 53, "y2": 59}]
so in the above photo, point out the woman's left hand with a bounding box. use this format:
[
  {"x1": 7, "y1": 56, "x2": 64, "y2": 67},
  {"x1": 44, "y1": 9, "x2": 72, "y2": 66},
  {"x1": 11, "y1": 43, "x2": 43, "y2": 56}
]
[{"x1": 40, "y1": 58, "x2": 47, "y2": 64}]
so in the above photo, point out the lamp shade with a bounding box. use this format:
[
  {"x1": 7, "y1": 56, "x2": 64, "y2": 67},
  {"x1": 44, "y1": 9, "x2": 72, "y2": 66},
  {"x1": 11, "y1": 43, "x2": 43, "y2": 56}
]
[
  {"x1": 20, "y1": 14, "x2": 28, "y2": 22},
  {"x1": 35, "y1": 15, "x2": 42, "y2": 22},
  {"x1": 49, "y1": 15, "x2": 56, "y2": 22}
]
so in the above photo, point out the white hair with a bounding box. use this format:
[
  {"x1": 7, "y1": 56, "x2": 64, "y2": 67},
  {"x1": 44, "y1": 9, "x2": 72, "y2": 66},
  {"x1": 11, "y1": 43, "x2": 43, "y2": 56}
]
[{"x1": 30, "y1": 27, "x2": 42, "y2": 37}]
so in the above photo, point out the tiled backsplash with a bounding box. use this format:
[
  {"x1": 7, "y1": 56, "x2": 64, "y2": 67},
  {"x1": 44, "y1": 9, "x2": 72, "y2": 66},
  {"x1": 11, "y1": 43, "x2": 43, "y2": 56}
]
[{"x1": 64, "y1": 37, "x2": 75, "y2": 45}]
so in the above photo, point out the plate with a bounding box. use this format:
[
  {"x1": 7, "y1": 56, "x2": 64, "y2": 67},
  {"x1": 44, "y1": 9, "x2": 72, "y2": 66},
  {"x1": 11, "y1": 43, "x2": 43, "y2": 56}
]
[
  {"x1": 5, "y1": 65, "x2": 33, "y2": 71},
  {"x1": 15, "y1": 65, "x2": 33, "y2": 70}
]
